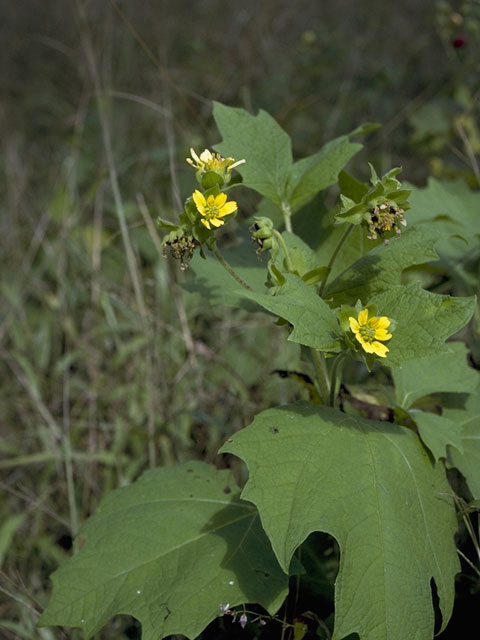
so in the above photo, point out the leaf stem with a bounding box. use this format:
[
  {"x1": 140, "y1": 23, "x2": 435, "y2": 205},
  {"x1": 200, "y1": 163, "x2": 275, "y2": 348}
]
[
  {"x1": 209, "y1": 244, "x2": 253, "y2": 291},
  {"x1": 272, "y1": 229, "x2": 294, "y2": 272},
  {"x1": 310, "y1": 348, "x2": 331, "y2": 405},
  {"x1": 319, "y1": 225, "x2": 353, "y2": 297},
  {"x1": 329, "y1": 353, "x2": 346, "y2": 407},
  {"x1": 281, "y1": 201, "x2": 293, "y2": 233}
]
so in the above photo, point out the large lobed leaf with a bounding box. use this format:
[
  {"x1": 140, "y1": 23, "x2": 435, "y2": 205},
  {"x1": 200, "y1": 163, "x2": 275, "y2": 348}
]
[
  {"x1": 213, "y1": 102, "x2": 361, "y2": 210},
  {"x1": 39, "y1": 463, "x2": 290, "y2": 639},
  {"x1": 221, "y1": 402, "x2": 459, "y2": 640}
]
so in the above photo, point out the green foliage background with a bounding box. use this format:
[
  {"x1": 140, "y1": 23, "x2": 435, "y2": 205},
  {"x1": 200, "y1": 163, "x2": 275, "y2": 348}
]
[{"x1": 1, "y1": 1, "x2": 479, "y2": 639}]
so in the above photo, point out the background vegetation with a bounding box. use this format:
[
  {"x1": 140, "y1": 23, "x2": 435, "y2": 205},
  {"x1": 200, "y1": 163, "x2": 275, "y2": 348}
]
[{"x1": 1, "y1": 1, "x2": 479, "y2": 638}]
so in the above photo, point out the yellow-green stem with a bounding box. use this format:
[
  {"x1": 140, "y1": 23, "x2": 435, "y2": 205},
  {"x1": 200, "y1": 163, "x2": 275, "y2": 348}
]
[
  {"x1": 329, "y1": 353, "x2": 347, "y2": 408},
  {"x1": 281, "y1": 202, "x2": 292, "y2": 233},
  {"x1": 272, "y1": 229, "x2": 294, "y2": 272},
  {"x1": 310, "y1": 348, "x2": 330, "y2": 405},
  {"x1": 210, "y1": 245, "x2": 253, "y2": 291},
  {"x1": 319, "y1": 225, "x2": 353, "y2": 297}
]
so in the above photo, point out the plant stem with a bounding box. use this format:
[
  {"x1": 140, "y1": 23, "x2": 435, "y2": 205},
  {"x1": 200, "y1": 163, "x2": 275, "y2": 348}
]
[
  {"x1": 310, "y1": 348, "x2": 330, "y2": 405},
  {"x1": 329, "y1": 353, "x2": 346, "y2": 408},
  {"x1": 210, "y1": 244, "x2": 253, "y2": 291},
  {"x1": 281, "y1": 202, "x2": 292, "y2": 233},
  {"x1": 272, "y1": 229, "x2": 294, "y2": 272},
  {"x1": 319, "y1": 225, "x2": 353, "y2": 296}
]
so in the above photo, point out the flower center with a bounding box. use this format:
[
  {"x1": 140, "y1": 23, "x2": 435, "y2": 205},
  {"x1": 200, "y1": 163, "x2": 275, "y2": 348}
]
[
  {"x1": 206, "y1": 205, "x2": 219, "y2": 218},
  {"x1": 358, "y1": 324, "x2": 376, "y2": 343}
]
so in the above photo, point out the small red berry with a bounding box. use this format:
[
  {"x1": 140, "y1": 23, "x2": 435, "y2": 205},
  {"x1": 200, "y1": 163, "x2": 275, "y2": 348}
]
[{"x1": 452, "y1": 35, "x2": 466, "y2": 48}]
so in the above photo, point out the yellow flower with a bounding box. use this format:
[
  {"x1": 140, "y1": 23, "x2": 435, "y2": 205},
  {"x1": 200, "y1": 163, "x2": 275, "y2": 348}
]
[
  {"x1": 348, "y1": 308, "x2": 392, "y2": 358},
  {"x1": 186, "y1": 148, "x2": 246, "y2": 173},
  {"x1": 192, "y1": 190, "x2": 237, "y2": 229}
]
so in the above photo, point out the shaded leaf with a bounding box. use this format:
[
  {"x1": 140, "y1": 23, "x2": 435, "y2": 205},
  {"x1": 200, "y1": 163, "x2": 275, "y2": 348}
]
[
  {"x1": 410, "y1": 410, "x2": 463, "y2": 461},
  {"x1": 184, "y1": 237, "x2": 266, "y2": 310},
  {"x1": 393, "y1": 342, "x2": 479, "y2": 408},
  {"x1": 444, "y1": 388, "x2": 480, "y2": 499},
  {"x1": 39, "y1": 463, "x2": 289, "y2": 640},
  {"x1": 220, "y1": 402, "x2": 459, "y2": 640},
  {"x1": 408, "y1": 177, "x2": 480, "y2": 234}
]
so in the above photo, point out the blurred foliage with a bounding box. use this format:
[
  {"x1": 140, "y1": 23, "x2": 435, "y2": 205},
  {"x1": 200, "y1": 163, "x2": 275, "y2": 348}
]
[{"x1": 0, "y1": 0, "x2": 479, "y2": 638}]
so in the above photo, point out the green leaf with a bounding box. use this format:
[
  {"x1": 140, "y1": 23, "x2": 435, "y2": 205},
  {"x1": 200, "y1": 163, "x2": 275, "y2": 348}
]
[
  {"x1": 393, "y1": 342, "x2": 479, "y2": 408},
  {"x1": 444, "y1": 388, "x2": 480, "y2": 499},
  {"x1": 212, "y1": 103, "x2": 361, "y2": 211},
  {"x1": 39, "y1": 462, "x2": 289, "y2": 640},
  {"x1": 241, "y1": 274, "x2": 342, "y2": 352},
  {"x1": 368, "y1": 283, "x2": 475, "y2": 367},
  {"x1": 410, "y1": 410, "x2": 464, "y2": 461},
  {"x1": 213, "y1": 102, "x2": 292, "y2": 205},
  {"x1": 324, "y1": 224, "x2": 441, "y2": 305},
  {"x1": 287, "y1": 136, "x2": 362, "y2": 211},
  {"x1": 220, "y1": 402, "x2": 459, "y2": 640},
  {"x1": 408, "y1": 177, "x2": 480, "y2": 234}
]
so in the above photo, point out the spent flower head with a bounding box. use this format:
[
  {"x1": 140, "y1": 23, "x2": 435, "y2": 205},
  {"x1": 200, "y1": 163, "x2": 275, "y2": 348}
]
[
  {"x1": 160, "y1": 227, "x2": 199, "y2": 270},
  {"x1": 251, "y1": 216, "x2": 277, "y2": 253},
  {"x1": 349, "y1": 308, "x2": 393, "y2": 358},
  {"x1": 337, "y1": 165, "x2": 411, "y2": 243},
  {"x1": 192, "y1": 190, "x2": 237, "y2": 230}
]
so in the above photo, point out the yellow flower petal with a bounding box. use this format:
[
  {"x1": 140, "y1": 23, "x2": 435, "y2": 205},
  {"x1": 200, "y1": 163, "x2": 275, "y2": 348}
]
[
  {"x1": 374, "y1": 329, "x2": 392, "y2": 341},
  {"x1": 371, "y1": 341, "x2": 389, "y2": 357},
  {"x1": 214, "y1": 192, "x2": 227, "y2": 207},
  {"x1": 371, "y1": 316, "x2": 391, "y2": 330},
  {"x1": 356, "y1": 334, "x2": 375, "y2": 353},
  {"x1": 210, "y1": 218, "x2": 224, "y2": 228},
  {"x1": 200, "y1": 218, "x2": 211, "y2": 229},
  {"x1": 349, "y1": 317, "x2": 359, "y2": 333},
  {"x1": 218, "y1": 201, "x2": 238, "y2": 216},
  {"x1": 358, "y1": 309, "x2": 369, "y2": 325},
  {"x1": 193, "y1": 189, "x2": 206, "y2": 211},
  {"x1": 206, "y1": 194, "x2": 215, "y2": 206}
]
